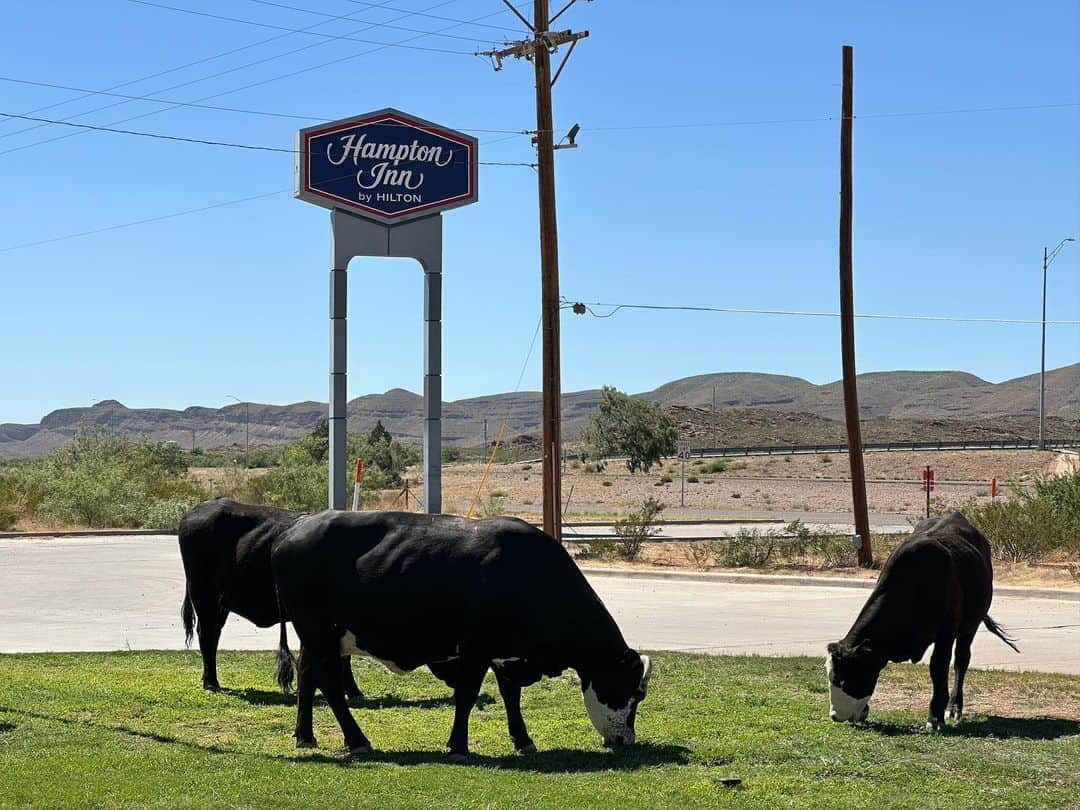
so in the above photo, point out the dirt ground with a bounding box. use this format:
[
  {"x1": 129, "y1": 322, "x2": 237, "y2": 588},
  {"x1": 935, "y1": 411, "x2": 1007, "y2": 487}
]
[
  {"x1": 873, "y1": 666, "x2": 1080, "y2": 720},
  {"x1": 436, "y1": 450, "x2": 1062, "y2": 520}
]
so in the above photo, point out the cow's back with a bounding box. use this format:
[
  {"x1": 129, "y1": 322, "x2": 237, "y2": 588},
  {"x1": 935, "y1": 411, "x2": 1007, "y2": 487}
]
[
  {"x1": 851, "y1": 512, "x2": 994, "y2": 659},
  {"x1": 179, "y1": 499, "x2": 300, "y2": 627},
  {"x1": 274, "y1": 511, "x2": 624, "y2": 670}
]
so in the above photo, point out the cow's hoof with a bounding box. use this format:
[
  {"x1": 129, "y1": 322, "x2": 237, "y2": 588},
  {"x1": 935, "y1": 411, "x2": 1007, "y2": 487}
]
[
  {"x1": 202, "y1": 682, "x2": 221, "y2": 692},
  {"x1": 347, "y1": 743, "x2": 373, "y2": 757},
  {"x1": 446, "y1": 751, "x2": 469, "y2": 764},
  {"x1": 516, "y1": 741, "x2": 537, "y2": 754},
  {"x1": 295, "y1": 737, "x2": 318, "y2": 749},
  {"x1": 925, "y1": 717, "x2": 943, "y2": 732},
  {"x1": 945, "y1": 706, "x2": 963, "y2": 722}
]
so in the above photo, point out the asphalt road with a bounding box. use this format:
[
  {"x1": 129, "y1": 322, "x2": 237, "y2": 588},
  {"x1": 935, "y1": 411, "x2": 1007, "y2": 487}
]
[{"x1": 1, "y1": 534, "x2": 1076, "y2": 674}]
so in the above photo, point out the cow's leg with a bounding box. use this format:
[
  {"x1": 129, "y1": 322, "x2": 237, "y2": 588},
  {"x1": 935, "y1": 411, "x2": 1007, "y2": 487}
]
[
  {"x1": 495, "y1": 670, "x2": 535, "y2": 754},
  {"x1": 294, "y1": 646, "x2": 318, "y2": 749},
  {"x1": 191, "y1": 591, "x2": 227, "y2": 691},
  {"x1": 312, "y1": 652, "x2": 371, "y2": 756},
  {"x1": 946, "y1": 631, "x2": 976, "y2": 723},
  {"x1": 926, "y1": 637, "x2": 954, "y2": 731},
  {"x1": 342, "y1": 656, "x2": 364, "y2": 700},
  {"x1": 446, "y1": 658, "x2": 489, "y2": 761}
]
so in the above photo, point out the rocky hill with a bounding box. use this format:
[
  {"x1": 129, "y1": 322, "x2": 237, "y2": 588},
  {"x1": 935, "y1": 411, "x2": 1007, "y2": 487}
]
[{"x1": 0, "y1": 364, "x2": 1076, "y2": 459}]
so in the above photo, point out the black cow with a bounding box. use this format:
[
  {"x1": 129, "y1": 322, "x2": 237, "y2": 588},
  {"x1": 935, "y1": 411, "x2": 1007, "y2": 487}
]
[
  {"x1": 826, "y1": 512, "x2": 1018, "y2": 730},
  {"x1": 178, "y1": 498, "x2": 362, "y2": 697},
  {"x1": 271, "y1": 510, "x2": 652, "y2": 759}
]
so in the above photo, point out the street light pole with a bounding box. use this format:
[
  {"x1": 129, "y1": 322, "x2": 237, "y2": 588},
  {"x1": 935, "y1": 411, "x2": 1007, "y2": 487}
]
[
  {"x1": 1040, "y1": 237, "x2": 1075, "y2": 450},
  {"x1": 226, "y1": 395, "x2": 250, "y2": 466}
]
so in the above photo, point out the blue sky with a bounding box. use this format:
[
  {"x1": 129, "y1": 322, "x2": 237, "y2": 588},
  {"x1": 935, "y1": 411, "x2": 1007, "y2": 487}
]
[{"x1": 1, "y1": 0, "x2": 1077, "y2": 425}]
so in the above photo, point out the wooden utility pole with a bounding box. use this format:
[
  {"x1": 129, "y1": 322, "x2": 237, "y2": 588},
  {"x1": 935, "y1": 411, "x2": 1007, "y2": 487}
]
[
  {"x1": 478, "y1": 3, "x2": 589, "y2": 542},
  {"x1": 839, "y1": 45, "x2": 873, "y2": 567},
  {"x1": 534, "y1": 0, "x2": 563, "y2": 542}
]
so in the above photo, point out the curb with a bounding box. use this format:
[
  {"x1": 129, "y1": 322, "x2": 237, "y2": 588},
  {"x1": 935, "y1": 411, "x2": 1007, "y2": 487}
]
[
  {"x1": 0, "y1": 529, "x2": 171, "y2": 539},
  {"x1": 578, "y1": 566, "x2": 1080, "y2": 602}
]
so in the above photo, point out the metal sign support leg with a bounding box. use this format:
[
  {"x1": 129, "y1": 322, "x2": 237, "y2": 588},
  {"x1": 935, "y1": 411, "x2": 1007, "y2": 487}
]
[
  {"x1": 328, "y1": 209, "x2": 444, "y2": 514},
  {"x1": 329, "y1": 265, "x2": 348, "y2": 510}
]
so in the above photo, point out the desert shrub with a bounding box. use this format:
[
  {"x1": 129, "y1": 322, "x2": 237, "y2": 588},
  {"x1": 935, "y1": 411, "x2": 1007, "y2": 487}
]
[
  {"x1": 441, "y1": 446, "x2": 461, "y2": 462},
  {"x1": 1032, "y1": 470, "x2": 1080, "y2": 537},
  {"x1": 711, "y1": 528, "x2": 775, "y2": 567},
  {"x1": 577, "y1": 539, "x2": 620, "y2": 561},
  {"x1": 964, "y1": 497, "x2": 1067, "y2": 562},
  {"x1": 28, "y1": 430, "x2": 207, "y2": 528},
  {"x1": 701, "y1": 459, "x2": 727, "y2": 475},
  {"x1": 961, "y1": 470, "x2": 1079, "y2": 562},
  {"x1": 686, "y1": 541, "x2": 713, "y2": 570},
  {"x1": 140, "y1": 497, "x2": 203, "y2": 531},
  {"x1": 602, "y1": 480, "x2": 613, "y2": 487},
  {"x1": 686, "y1": 475, "x2": 699, "y2": 484},
  {"x1": 659, "y1": 474, "x2": 673, "y2": 484},
  {"x1": 479, "y1": 493, "x2": 506, "y2": 517},
  {"x1": 611, "y1": 497, "x2": 664, "y2": 560}
]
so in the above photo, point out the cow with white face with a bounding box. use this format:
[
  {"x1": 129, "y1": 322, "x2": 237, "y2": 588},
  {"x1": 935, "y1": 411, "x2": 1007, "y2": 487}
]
[
  {"x1": 826, "y1": 513, "x2": 1018, "y2": 729},
  {"x1": 272, "y1": 510, "x2": 653, "y2": 757}
]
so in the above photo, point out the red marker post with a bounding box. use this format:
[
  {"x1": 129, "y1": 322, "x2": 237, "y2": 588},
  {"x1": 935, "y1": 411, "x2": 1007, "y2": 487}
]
[
  {"x1": 991, "y1": 477, "x2": 997, "y2": 500},
  {"x1": 922, "y1": 466, "x2": 935, "y2": 518},
  {"x1": 352, "y1": 458, "x2": 365, "y2": 511}
]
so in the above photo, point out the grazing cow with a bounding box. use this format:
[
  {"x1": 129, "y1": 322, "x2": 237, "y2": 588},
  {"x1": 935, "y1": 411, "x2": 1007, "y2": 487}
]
[
  {"x1": 826, "y1": 512, "x2": 1018, "y2": 730},
  {"x1": 271, "y1": 510, "x2": 652, "y2": 758},
  {"x1": 178, "y1": 498, "x2": 362, "y2": 697}
]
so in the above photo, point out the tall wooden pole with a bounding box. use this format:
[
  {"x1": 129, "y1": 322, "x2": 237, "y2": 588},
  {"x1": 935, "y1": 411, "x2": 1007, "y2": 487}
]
[
  {"x1": 839, "y1": 45, "x2": 873, "y2": 567},
  {"x1": 534, "y1": 0, "x2": 563, "y2": 541}
]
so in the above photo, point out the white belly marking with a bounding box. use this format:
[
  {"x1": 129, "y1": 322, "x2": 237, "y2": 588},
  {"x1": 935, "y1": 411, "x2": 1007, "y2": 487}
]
[{"x1": 340, "y1": 630, "x2": 408, "y2": 675}]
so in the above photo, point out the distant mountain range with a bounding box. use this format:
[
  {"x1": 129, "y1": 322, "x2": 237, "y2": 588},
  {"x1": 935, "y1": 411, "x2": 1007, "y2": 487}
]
[{"x1": 1, "y1": 365, "x2": 1076, "y2": 459}]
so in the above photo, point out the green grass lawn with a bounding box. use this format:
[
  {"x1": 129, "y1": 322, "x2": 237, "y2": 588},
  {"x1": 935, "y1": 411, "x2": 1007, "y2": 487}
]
[{"x1": 0, "y1": 651, "x2": 1076, "y2": 808}]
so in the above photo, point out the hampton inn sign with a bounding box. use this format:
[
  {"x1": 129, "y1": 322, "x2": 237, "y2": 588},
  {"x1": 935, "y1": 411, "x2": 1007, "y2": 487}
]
[
  {"x1": 295, "y1": 109, "x2": 479, "y2": 512},
  {"x1": 296, "y1": 109, "x2": 478, "y2": 224}
]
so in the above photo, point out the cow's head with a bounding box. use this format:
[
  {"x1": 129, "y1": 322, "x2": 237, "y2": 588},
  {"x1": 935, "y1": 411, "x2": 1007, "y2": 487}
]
[
  {"x1": 825, "y1": 640, "x2": 880, "y2": 723},
  {"x1": 581, "y1": 650, "x2": 651, "y2": 746}
]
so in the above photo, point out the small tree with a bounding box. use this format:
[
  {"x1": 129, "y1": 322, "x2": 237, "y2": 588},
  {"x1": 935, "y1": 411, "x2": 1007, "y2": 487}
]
[{"x1": 582, "y1": 386, "x2": 678, "y2": 473}]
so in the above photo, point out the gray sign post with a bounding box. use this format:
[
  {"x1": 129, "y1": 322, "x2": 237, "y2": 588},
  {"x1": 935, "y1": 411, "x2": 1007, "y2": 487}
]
[{"x1": 295, "y1": 109, "x2": 478, "y2": 513}]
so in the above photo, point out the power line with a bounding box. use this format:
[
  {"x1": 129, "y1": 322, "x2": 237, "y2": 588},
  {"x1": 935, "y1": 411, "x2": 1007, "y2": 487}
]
[
  {"x1": 0, "y1": 76, "x2": 526, "y2": 133},
  {"x1": 238, "y1": 0, "x2": 493, "y2": 42},
  {"x1": 125, "y1": 0, "x2": 476, "y2": 55},
  {"x1": 0, "y1": 190, "x2": 287, "y2": 253},
  {"x1": 583, "y1": 102, "x2": 1079, "y2": 133},
  {"x1": 566, "y1": 300, "x2": 1080, "y2": 326},
  {"x1": 0, "y1": 132, "x2": 531, "y2": 253},
  {"x1": 0, "y1": 0, "x2": 419, "y2": 138},
  {"x1": 0, "y1": 110, "x2": 537, "y2": 164},
  {"x1": 337, "y1": 0, "x2": 524, "y2": 33},
  {"x1": 0, "y1": 0, "x2": 482, "y2": 155}
]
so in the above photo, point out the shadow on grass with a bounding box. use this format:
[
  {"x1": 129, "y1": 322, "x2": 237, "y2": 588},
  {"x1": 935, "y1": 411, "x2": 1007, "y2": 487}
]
[
  {"x1": 0, "y1": 704, "x2": 682, "y2": 772},
  {"x1": 864, "y1": 716, "x2": 1080, "y2": 741},
  {"x1": 348, "y1": 742, "x2": 692, "y2": 773},
  {"x1": 219, "y1": 687, "x2": 494, "y2": 711}
]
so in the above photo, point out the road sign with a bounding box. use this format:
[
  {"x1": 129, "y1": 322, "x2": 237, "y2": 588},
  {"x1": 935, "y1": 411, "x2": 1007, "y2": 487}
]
[
  {"x1": 677, "y1": 440, "x2": 692, "y2": 461},
  {"x1": 295, "y1": 108, "x2": 478, "y2": 225}
]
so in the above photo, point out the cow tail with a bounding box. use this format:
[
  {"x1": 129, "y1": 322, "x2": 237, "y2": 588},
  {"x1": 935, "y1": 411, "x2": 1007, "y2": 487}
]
[
  {"x1": 274, "y1": 586, "x2": 295, "y2": 695},
  {"x1": 983, "y1": 615, "x2": 1020, "y2": 653},
  {"x1": 274, "y1": 621, "x2": 295, "y2": 695},
  {"x1": 181, "y1": 588, "x2": 195, "y2": 648}
]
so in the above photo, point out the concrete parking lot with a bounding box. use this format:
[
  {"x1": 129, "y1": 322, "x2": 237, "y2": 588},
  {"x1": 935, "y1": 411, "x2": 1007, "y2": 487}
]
[{"x1": 1, "y1": 534, "x2": 1076, "y2": 673}]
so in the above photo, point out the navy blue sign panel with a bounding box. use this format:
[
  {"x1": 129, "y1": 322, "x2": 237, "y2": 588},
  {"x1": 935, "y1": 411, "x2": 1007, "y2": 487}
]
[{"x1": 295, "y1": 109, "x2": 478, "y2": 225}]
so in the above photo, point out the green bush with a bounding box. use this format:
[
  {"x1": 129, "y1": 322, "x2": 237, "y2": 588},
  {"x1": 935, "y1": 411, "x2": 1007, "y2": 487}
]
[
  {"x1": 612, "y1": 497, "x2": 664, "y2": 560},
  {"x1": 659, "y1": 474, "x2": 673, "y2": 484},
  {"x1": 963, "y1": 470, "x2": 1080, "y2": 562},
  {"x1": 140, "y1": 497, "x2": 203, "y2": 531},
  {"x1": 701, "y1": 459, "x2": 727, "y2": 474},
  {"x1": 581, "y1": 386, "x2": 678, "y2": 474},
  {"x1": 711, "y1": 528, "x2": 775, "y2": 567},
  {"x1": 22, "y1": 431, "x2": 208, "y2": 528},
  {"x1": 686, "y1": 475, "x2": 699, "y2": 483}
]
